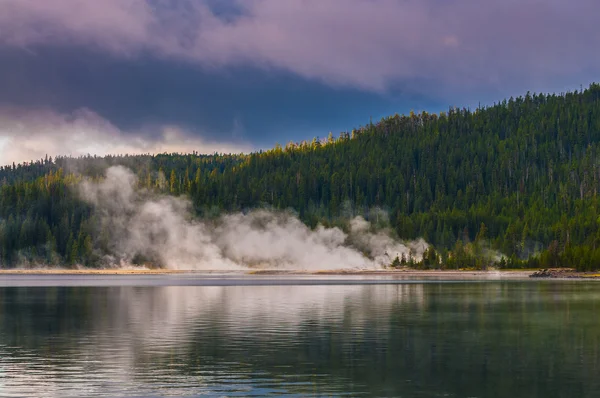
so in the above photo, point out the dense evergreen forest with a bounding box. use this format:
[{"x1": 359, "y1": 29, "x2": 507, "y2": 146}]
[{"x1": 2, "y1": 84, "x2": 600, "y2": 270}]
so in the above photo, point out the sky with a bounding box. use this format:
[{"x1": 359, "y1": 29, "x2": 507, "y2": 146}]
[{"x1": 0, "y1": 0, "x2": 598, "y2": 165}]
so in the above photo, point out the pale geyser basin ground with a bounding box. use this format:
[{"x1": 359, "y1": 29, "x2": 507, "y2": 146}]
[{"x1": 0, "y1": 269, "x2": 541, "y2": 287}]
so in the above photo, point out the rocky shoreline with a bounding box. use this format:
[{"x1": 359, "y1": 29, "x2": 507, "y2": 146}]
[{"x1": 529, "y1": 268, "x2": 600, "y2": 279}]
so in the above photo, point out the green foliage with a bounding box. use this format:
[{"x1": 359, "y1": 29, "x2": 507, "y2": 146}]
[{"x1": 2, "y1": 84, "x2": 600, "y2": 270}]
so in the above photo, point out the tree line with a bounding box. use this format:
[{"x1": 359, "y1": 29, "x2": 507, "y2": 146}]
[{"x1": 2, "y1": 84, "x2": 600, "y2": 270}]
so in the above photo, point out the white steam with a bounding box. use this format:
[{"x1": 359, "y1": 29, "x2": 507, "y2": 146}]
[{"x1": 80, "y1": 166, "x2": 429, "y2": 270}]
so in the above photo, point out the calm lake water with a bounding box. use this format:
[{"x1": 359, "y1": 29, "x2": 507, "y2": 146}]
[{"x1": 1, "y1": 278, "x2": 599, "y2": 397}]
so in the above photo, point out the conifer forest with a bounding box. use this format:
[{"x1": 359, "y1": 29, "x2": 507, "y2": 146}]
[{"x1": 2, "y1": 84, "x2": 600, "y2": 270}]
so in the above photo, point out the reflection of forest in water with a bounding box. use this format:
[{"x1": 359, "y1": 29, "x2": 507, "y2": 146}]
[{"x1": 1, "y1": 282, "x2": 600, "y2": 397}]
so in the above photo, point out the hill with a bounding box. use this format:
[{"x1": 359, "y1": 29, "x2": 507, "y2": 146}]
[{"x1": 2, "y1": 84, "x2": 600, "y2": 270}]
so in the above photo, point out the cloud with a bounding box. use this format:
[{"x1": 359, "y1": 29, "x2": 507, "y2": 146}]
[
  {"x1": 0, "y1": 0, "x2": 598, "y2": 93},
  {"x1": 0, "y1": 0, "x2": 153, "y2": 54},
  {"x1": 0, "y1": 108, "x2": 251, "y2": 165}
]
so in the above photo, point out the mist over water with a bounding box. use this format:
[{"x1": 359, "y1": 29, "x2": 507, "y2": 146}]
[{"x1": 79, "y1": 166, "x2": 429, "y2": 270}]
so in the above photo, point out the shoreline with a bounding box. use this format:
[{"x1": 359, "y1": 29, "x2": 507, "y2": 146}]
[
  {"x1": 0, "y1": 268, "x2": 597, "y2": 279},
  {"x1": 0, "y1": 268, "x2": 536, "y2": 277}
]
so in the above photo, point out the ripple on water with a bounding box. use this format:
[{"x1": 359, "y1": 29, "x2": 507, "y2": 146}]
[{"x1": 1, "y1": 282, "x2": 600, "y2": 397}]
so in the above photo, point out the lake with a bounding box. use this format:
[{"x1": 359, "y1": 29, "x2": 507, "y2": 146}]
[{"x1": 0, "y1": 276, "x2": 599, "y2": 397}]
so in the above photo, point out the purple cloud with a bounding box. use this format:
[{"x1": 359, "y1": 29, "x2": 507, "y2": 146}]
[{"x1": 0, "y1": 0, "x2": 598, "y2": 94}]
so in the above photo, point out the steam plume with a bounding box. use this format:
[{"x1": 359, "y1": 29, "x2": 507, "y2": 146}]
[{"x1": 80, "y1": 166, "x2": 429, "y2": 270}]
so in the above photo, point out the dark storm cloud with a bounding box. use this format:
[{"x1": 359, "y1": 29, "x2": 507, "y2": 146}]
[{"x1": 0, "y1": 45, "x2": 430, "y2": 145}]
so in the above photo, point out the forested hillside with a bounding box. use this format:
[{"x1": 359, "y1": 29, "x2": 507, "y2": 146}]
[{"x1": 2, "y1": 84, "x2": 600, "y2": 270}]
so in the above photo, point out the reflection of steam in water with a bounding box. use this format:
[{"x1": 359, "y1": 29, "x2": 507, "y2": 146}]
[
  {"x1": 0, "y1": 284, "x2": 426, "y2": 397},
  {"x1": 80, "y1": 166, "x2": 430, "y2": 270},
  {"x1": 109, "y1": 284, "x2": 427, "y2": 345},
  {"x1": 3, "y1": 283, "x2": 600, "y2": 397}
]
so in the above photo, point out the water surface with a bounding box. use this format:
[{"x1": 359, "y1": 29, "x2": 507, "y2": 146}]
[{"x1": 0, "y1": 279, "x2": 599, "y2": 397}]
